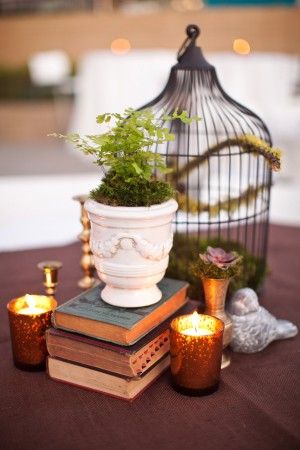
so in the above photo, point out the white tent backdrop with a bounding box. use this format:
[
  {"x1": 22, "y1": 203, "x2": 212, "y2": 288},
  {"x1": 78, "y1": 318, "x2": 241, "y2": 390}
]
[
  {"x1": 70, "y1": 51, "x2": 300, "y2": 180},
  {"x1": 70, "y1": 51, "x2": 300, "y2": 139},
  {"x1": 1, "y1": 51, "x2": 299, "y2": 251}
]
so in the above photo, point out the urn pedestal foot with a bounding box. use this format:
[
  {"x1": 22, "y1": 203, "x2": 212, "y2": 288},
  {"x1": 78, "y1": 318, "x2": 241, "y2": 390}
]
[{"x1": 101, "y1": 284, "x2": 162, "y2": 308}]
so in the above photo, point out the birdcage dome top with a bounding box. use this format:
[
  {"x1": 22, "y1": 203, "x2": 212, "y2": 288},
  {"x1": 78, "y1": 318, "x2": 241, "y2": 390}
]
[{"x1": 142, "y1": 24, "x2": 271, "y2": 145}]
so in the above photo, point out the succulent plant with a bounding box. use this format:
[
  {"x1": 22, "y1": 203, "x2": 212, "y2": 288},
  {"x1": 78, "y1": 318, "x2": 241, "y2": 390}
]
[{"x1": 196, "y1": 246, "x2": 242, "y2": 279}]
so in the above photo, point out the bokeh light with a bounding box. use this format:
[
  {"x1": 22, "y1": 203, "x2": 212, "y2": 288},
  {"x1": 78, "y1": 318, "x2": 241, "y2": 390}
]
[
  {"x1": 111, "y1": 38, "x2": 131, "y2": 55},
  {"x1": 233, "y1": 38, "x2": 251, "y2": 55}
]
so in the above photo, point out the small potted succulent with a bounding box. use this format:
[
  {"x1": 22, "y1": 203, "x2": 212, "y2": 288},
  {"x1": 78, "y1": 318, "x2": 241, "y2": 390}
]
[
  {"x1": 53, "y1": 108, "x2": 198, "y2": 307},
  {"x1": 195, "y1": 246, "x2": 242, "y2": 367}
]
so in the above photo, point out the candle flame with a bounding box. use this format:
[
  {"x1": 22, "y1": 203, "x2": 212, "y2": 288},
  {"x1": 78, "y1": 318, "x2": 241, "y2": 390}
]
[
  {"x1": 25, "y1": 294, "x2": 36, "y2": 309},
  {"x1": 17, "y1": 294, "x2": 50, "y2": 315},
  {"x1": 191, "y1": 311, "x2": 200, "y2": 332},
  {"x1": 9, "y1": 294, "x2": 56, "y2": 316}
]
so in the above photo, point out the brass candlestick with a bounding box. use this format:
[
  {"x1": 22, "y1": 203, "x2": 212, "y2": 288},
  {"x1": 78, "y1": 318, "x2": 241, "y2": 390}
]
[
  {"x1": 73, "y1": 194, "x2": 98, "y2": 289},
  {"x1": 37, "y1": 261, "x2": 62, "y2": 297}
]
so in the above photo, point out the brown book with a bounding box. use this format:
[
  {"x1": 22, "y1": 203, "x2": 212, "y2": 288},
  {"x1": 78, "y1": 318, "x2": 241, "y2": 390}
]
[
  {"x1": 46, "y1": 302, "x2": 193, "y2": 377},
  {"x1": 52, "y1": 278, "x2": 188, "y2": 345},
  {"x1": 47, "y1": 355, "x2": 169, "y2": 401}
]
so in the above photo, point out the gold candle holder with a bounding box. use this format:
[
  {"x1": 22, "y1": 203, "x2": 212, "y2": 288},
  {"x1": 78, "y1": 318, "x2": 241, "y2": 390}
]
[
  {"x1": 37, "y1": 260, "x2": 62, "y2": 296},
  {"x1": 202, "y1": 277, "x2": 233, "y2": 369},
  {"x1": 170, "y1": 312, "x2": 224, "y2": 396},
  {"x1": 7, "y1": 295, "x2": 57, "y2": 371},
  {"x1": 73, "y1": 194, "x2": 97, "y2": 289}
]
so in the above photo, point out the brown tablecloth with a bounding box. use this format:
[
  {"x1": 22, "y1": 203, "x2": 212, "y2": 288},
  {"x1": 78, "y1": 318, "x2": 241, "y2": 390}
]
[{"x1": 1, "y1": 225, "x2": 300, "y2": 450}]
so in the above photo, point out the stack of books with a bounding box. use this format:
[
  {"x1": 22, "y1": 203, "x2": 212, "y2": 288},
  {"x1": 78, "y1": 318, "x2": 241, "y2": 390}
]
[{"x1": 47, "y1": 278, "x2": 189, "y2": 401}]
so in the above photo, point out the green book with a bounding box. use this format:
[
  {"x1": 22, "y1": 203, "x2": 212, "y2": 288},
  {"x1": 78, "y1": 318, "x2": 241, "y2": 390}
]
[{"x1": 52, "y1": 278, "x2": 188, "y2": 345}]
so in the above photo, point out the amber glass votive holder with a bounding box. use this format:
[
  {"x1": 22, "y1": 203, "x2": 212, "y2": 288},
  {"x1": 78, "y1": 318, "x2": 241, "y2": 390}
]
[
  {"x1": 7, "y1": 295, "x2": 57, "y2": 371},
  {"x1": 170, "y1": 312, "x2": 224, "y2": 396}
]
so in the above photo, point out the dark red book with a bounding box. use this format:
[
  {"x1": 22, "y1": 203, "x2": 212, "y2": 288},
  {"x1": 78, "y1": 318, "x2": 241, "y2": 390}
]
[{"x1": 46, "y1": 302, "x2": 195, "y2": 377}]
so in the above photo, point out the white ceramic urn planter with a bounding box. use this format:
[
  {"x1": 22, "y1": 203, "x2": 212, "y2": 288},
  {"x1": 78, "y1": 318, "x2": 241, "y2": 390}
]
[{"x1": 85, "y1": 198, "x2": 178, "y2": 308}]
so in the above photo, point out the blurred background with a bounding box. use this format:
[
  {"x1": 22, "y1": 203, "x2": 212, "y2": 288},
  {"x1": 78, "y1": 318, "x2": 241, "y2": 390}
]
[{"x1": 0, "y1": 0, "x2": 299, "y2": 251}]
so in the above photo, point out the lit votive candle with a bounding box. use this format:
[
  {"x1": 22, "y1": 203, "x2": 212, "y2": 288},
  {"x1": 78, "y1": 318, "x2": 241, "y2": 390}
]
[
  {"x1": 7, "y1": 294, "x2": 57, "y2": 371},
  {"x1": 170, "y1": 311, "x2": 224, "y2": 396}
]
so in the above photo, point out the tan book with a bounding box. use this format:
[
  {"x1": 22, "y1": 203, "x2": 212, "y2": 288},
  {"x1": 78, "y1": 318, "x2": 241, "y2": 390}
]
[
  {"x1": 47, "y1": 355, "x2": 169, "y2": 401},
  {"x1": 52, "y1": 278, "x2": 188, "y2": 346}
]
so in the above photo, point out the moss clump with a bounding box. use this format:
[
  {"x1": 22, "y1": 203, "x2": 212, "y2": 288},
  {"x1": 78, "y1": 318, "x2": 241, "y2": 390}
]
[
  {"x1": 176, "y1": 184, "x2": 268, "y2": 217},
  {"x1": 171, "y1": 135, "x2": 281, "y2": 184},
  {"x1": 166, "y1": 233, "x2": 267, "y2": 300},
  {"x1": 90, "y1": 172, "x2": 175, "y2": 207}
]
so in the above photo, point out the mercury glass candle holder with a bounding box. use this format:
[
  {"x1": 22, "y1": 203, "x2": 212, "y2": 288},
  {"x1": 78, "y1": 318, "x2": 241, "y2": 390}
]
[
  {"x1": 170, "y1": 312, "x2": 224, "y2": 396},
  {"x1": 7, "y1": 295, "x2": 57, "y2": 371}
]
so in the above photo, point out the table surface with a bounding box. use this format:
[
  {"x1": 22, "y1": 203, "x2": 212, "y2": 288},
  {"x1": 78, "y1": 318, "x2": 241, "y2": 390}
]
[{"x1": 1, "y1": 224, "x2": 300, "y2": 450}]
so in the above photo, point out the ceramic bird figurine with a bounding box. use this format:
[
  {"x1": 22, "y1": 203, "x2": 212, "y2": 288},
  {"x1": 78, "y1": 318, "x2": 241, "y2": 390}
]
[{"x1": 228, "y1": 288, "x2": 298, "y2": 353}]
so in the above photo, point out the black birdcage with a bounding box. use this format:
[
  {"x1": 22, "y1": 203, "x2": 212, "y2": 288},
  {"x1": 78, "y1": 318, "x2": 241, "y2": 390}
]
[{"x1": 140, "y1": 25, "x2": 273, "y2": 299}]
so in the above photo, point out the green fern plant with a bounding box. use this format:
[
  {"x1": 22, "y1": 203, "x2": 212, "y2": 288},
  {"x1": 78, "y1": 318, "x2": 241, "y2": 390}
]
[{"x1": 51, "y1": 108, "x2": 200, "y2": 206}]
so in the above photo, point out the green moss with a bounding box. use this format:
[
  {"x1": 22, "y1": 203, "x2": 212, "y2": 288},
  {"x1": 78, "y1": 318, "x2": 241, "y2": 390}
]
[
  {"x1": 172, "y1": 135, "x2": 281, "y2": 183},
  {"x1": 176, "y1": 184, "x2": 268, "y2": 217},
  {"x1": 166, "y1": 233, "x2": 267, "y2": 300},
  {"x1": 90, "y1": 172, "x2": 175, "y2": 207}
]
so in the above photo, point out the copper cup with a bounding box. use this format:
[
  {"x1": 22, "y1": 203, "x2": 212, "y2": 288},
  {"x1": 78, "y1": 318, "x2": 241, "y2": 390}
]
[
  {"x1": 170, "y1": 312, "x2": 224, "y2": 396},
  {"x1": 7, "y1": 295, "x2": 57, "y2": 371}
]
